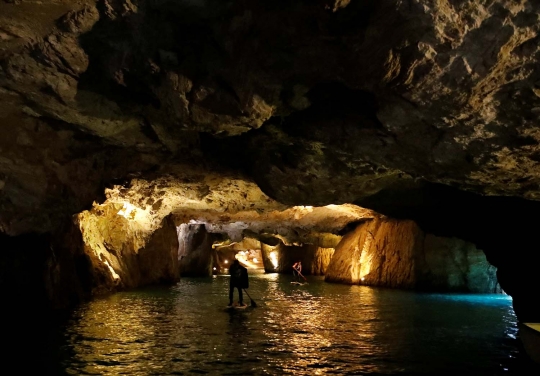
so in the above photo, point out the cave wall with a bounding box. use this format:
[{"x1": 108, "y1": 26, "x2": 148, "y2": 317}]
[
  {"x1": 45, "y1": 219, "x2": 103, "y2": 309},
  {"x1": 136, "y1": 215, "x2": 180, "y2": 285},
  {"x1": 77, "y1": 204, "x2": 180, "y2": 289},
  {"x1": 301, "y1": 245, "x2": 335, "y2": 276},
  {"x1": 261, "y1": 242, "x2": 334, "y2": 275},
  {"x1": 0, "y1": 232, "x2": 54, "y2": 312},
  {"x1": 419, "y1": 234, "x2": 501, "y2": 293},
  {"x1": 325, "y1": 217, "x2": 500, "y2": 293},
  {"x1": 261, "y1": 242, "x2": 302, "y2": 273},
  {"x1": 0, "y1": 0, "x2": 539, "y2": 327},
  {"x1": 177, "y1": 223, "x2": 215, "y2": 277},
  {"x1": 261, "y1": 243, "x2": 279, "y2": 273}
]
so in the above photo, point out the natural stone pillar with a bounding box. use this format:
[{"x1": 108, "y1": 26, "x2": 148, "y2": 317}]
[
  {"x1": 325, "y1": 217, "x2": 500, "y2": 293},
  {"x1": 261, "y1": 243, "x2": 274, "y2": 272},
  {"x1": 326, "y1": 217, "x2": 421, "y2": 287},
  {"x1": 177, "y1": 224, "x2": 214, "y2": 277}
]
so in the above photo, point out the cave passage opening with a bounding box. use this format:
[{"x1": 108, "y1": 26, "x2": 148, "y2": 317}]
[{"x1": 73, "y1": 172, "x2": 502, "y2": 300}]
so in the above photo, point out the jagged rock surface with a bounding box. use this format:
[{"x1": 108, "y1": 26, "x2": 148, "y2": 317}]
[
  {"x1": 325, "y1": 217, "x2": 500, "y2": 293},
  {"x1": 178, "y1": 223, "x2": 215, "y2": 277},
  {"x1": 77, "y1": 205, "x2": 179, "y2": 289},
  {"x1": 1, "y1": 0, "x2": 540, "y2": 324},
  {"x1": 302, "y1": 246, "x2": 335, "y2": 276}
]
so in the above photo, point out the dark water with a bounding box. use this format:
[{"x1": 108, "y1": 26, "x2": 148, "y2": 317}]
[{"x1": 19, "y1": 271, "x2": 540, "y2": 375}]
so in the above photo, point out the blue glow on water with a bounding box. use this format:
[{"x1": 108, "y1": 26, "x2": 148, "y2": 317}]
[{"x1": 19, "y1": 273, "x2": 540, "y2": 375}]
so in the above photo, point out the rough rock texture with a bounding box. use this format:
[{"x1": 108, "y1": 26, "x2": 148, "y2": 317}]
[
  {"x1": 137, "y1": 215, "x2": 179, "y2": 284},
  {"x1": 303, "y1": 246, "x2": 335, "y2": 276},
  {"x1": 2, "y1": 0, "x2": 540, "y2": 331},
  {"x1": 213, "y1": 237, "x2": 262, "y2": 272},
  {"x1": 325, "y1": 217, "x2": 500, "y2": 293},
  {"x1": 86, "y1": 164, "x2": 372, "y2": 246},
  {"x1": 177, "y1": 223, "x2": 215, "y2": 277},
  {"x1": 421, "y1": 234, "x2": 501, "y2": 293},
  {"x1": 77, "y1": 205, "x2": 179, "y2": 289}
]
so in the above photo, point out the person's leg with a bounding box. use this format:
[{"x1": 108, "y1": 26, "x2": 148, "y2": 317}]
[
  {"x1": 229, "y1": 284, "x2": 234, "y2": 305},
  {"x1": 238, "y1": 286, "x2": 244, "y2": 305}
]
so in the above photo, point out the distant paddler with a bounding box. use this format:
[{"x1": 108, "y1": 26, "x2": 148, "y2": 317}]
[{"x1": 292, "y1": 260, "x2": 307, "y2": 283}]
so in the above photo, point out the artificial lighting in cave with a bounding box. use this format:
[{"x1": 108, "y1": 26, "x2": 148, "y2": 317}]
[
  {"x1": 293, "y1": 205, "x2": 314, "y2": 219},
  {"x1": 224, "y1": 260, "x2": 228, "y2": 264},
  {"x1": 358, "y1": 235, "x2": 373, "y2": 281},
  {"x1": 269, "y1": 251, "x2": 279, "y2": 268},
  {"x1": 117, "y1": 202, "x2": 137, "y2": 220},
  {"x1": 104, "y1": 259, "x2": 121, "y2": 280}
]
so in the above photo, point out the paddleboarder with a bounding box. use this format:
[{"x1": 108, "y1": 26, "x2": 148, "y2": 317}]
[
  {"x1": 292, "y1": 260, "x2": 302, "y2": 282},
  {"x1": 228, "y1": 259, "x2": 248, "y2": 307}
]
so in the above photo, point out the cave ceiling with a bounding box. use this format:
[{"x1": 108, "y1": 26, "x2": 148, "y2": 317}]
[
  {"x1": 87, "y1": 165, "x2": 374, "y2": 245},
  {"x1": 2, "y1": 0, "x2": 540, "y2": 241}
]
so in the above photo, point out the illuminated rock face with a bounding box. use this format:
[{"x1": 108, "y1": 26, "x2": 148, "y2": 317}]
[
  {"x1": 303, "y1": 246, "x2": 335, "y2": 276},
  {"x1": 77, "y1": 207, "x2": 180, "y2": 290},
  {"x1": 260, "y1": 242, "x2": 335, "y2": 275},
  {"x1": 326, "y1": 218, "x2": 500, "y2": 293},
  {"x1": 1, "y1": 0, "x2": 540, "y2": 329}
]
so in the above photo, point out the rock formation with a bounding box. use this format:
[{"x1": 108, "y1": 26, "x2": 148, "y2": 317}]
[
  {"x1": 78, "y1": 204, "x2": 179, "y2": 288},
  {"x1": 326, "y1": 217, "x2": 500, "y2": 293},
  {"x1": 177, "y1": 223, "x2": 215, "y2": 277},
  {"x1": 2, "y1": 1, "x2": 540, "y2": 362}
]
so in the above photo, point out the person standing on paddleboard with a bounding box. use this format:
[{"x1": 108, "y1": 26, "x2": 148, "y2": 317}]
[
  {"x1": 292, "y1": 260, "x2": 302, "y2": 282},
  {"x1": 228, "y1": 259, "x2": 248, "y2": 307}
]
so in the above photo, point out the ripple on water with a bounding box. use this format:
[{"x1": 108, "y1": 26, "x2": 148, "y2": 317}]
[{"x1": 54, "y1": 274, "x2": 540, "y2": 376}]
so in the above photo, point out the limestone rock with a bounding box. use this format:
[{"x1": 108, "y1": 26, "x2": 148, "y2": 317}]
[
  {"x1": 178, "y1": 223, "x2": 215, "y2": 277},
  {"x1": 418, "y1": 234, "x2": 501, "y2": 293},
  {"x1": 326, "y1": 217, "x2": 499, "y2": 293},
  {"x1": 137, "y1": 215, "x2": 180, "y2": 285},
  {"x1": 0, "y1": 0, "x2": 539, "y2": 326},
  {"x1": 77, "y1": 205, "x2": 179, "y2": 289},
  {"x1": 303, "y1": 246, "x2": 335, "y2": 276}
]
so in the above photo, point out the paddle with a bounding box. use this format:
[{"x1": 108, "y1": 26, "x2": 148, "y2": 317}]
[
  {"x1": 294, "y1": 269, "x2": 308, "y2": 284},
  {"x1": 243, "y1": 289, "x2": 257, "y2": 307}
]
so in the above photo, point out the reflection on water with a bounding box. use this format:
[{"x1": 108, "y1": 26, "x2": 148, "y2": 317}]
[{"x1": 49, "y1": 273, "x2": 540, "y2": 375}]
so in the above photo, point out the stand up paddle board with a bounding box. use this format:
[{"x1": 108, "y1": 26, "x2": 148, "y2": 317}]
[
  {"x1": 226, "y1": 303, "x2": 248, "y2": 310},
  {"x1": 290, "y1": 281, "x2": 307, "y2": 285}
]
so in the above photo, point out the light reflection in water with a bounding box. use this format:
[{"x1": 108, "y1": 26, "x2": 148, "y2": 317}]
[{"x1": 58, "y1": 273, "x2": 539, "y2": 375}]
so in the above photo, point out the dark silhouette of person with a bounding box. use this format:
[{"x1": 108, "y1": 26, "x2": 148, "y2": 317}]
[
  {"x1": 292, "y1": 260, "x2": 302, "y2": 282},
  {"x1": 228, "y1": 259, "x2": 248, "y2": 306}
]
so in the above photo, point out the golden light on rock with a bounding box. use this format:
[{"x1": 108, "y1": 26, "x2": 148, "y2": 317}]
[
  {"x1": 116, "y1": 202, "x2": 137, "y2": 220},
  {"x1": 269, "y1": 251, "x2": 279, "y2": 268},
  {"x1": 358, "y1": 235, "x2": 373, "y2": 281},
  {"x1": 104, "y1": 259, "x2": 120, "y2": 280}
]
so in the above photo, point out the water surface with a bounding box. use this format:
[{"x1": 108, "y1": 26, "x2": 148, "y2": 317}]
[{"x1": 28, "y1": 271, "x2": 540, "y2": 375}]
